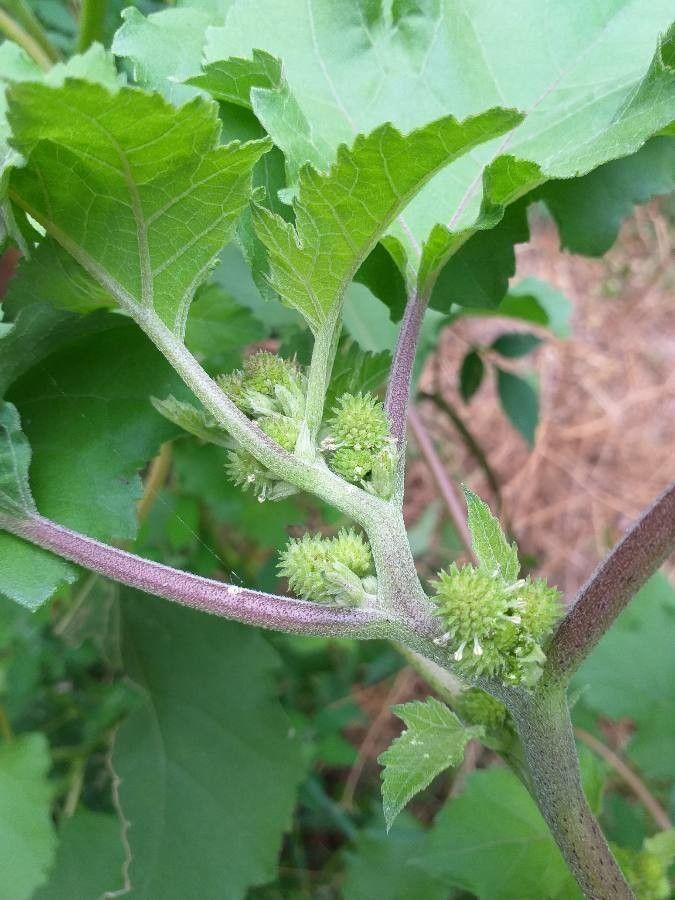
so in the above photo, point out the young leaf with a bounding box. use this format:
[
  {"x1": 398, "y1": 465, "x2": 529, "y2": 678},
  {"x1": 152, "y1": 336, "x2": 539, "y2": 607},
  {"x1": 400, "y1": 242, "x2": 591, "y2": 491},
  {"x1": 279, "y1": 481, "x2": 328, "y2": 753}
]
[
  {"x1": 252, "y1": 109, "x2": 522, "y2": 330},
  {"x1": 7, "y1": 80, "x2": 270, "y2": 335},
  {"x1": 378, "y1": 697, "x2": 482, "y2": 830},
  {"x1": 113, "y1": 592, "x2": 307, "y2": 899},
  {"x1": 0, "y1": 400, "x2": 37, "y2": 517},
  {"x1": 0, "y1": 733, "x2": 56, "y2": 900},
  {"x1": 464, "y1": 487, "x2": 519, "y2": 583},
  {"x1": 459, "y1": 350, "x2": 485, "y2": 402},
  {"x1": 497, "y1": 368, "x2": 540, "y2": 447},
  {"x1": 500, "y1": 278, "x2": 573, "y2": 338},
  {"x1": 492, "y1": 333, "x2": 542, "y2": 358}
]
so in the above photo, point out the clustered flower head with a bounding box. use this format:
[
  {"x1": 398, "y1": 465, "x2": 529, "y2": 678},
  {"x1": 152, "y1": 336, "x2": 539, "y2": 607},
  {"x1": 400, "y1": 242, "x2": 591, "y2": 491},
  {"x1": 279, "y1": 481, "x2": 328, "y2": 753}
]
[
  {"x1": 217, "y1": 350, "x2": 306, "y2": 501},
  {"x1": 278, "y1": 528, "x2": 377, "y2": 606},
  {"x1": 431, "y1": 562, "x2": 562, "y2": 687},
  {"x1": 322, "y1": 392, "x2": 397, "y2": 499}
]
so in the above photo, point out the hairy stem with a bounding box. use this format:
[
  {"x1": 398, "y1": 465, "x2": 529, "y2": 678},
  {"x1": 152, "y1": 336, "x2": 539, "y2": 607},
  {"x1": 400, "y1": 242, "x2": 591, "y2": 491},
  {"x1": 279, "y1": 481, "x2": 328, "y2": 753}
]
[
  {"x1": 300, "y1": 309, "x2": 341, "y2": 453},
  {"x1": 0, "y1": 9, "x2": 52, "y2": 71},
  {"x1": 509, "y1": 684, "x2": 634, "y2": 899},
  {"x1": 385, "y1": 290, "x2": 428, "y2": 447},
  {"x1": 546, "y1": 481, "x2": 675, "y2": 681},
  {"x1": 0, "y1": 513, "x2": 389, "y2": 639},
  {"x1": 77, "y1": 0, "x2": 107, "y2": 52}
]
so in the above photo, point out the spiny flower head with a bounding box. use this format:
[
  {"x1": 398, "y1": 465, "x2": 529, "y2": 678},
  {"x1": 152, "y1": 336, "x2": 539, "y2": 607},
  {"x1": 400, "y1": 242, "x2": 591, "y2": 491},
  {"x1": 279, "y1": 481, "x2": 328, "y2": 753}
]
[
  {"x1": 330, "y1": 528, "x2": 373, "y2": 578},
  {"x1": 243, "y1": 351, "x2": 299, "y2": 396},
  {"x1": 259, "y1": 415, "x2": 299, "y2": 452},
  {"x1": 330, "y1": 446, "x2": 373, "y2": 483},
  {"x1": 216, "y1": 370, "x2": 248, "y2": 409},
  {"x1": 278, "y1": 529, "x2": 375, "y2": 605},
  {"x1": 329, "y1": 392, "x2": 390, "y2": 452},
  {"x1": 515, "y1": 577, "x2": 562, "y2": 641},
  {"x1": 430, "y1": 563, "x2": 560, "y2": 685},
  {"x1": 225, "y1": 449, "x2": 275, "y2": 500},
  {"x1": 278, "y1": 533, "x2": 334, "y2": 603}
]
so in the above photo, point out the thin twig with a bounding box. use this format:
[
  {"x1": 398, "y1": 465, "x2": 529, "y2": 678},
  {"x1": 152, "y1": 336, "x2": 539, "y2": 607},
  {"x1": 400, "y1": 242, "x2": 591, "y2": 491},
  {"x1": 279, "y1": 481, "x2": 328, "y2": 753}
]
[
  {"x1": 0, "y1": 513, "x2": 388, "y2": 639},
  {"x1": 407, "y1": 406, "x2": 474, "y2": 558},
  {"x1": 0, "y1": 705, "x2": 14, "y2": 742},
  {"x1": 574, "y1": 727, "x2": 672, "y2": 831},
  {"x1": 137, "y1": 442, "x2": 173, "y2": 524},
  {"x1": 420, "y1": 390, "x2": 503, "y2": 511},
  {"x1": 0, "y1": 9, "x2": 52, "y2": 71},
  {"x1": 546, "y1": 481, "x2": 675, "y2": 680},
  {"x1": 385, "y1": 291, "x2": 428, "y2": 447},
  {"x1": 1, "y1": 0, "x2": 60, "y2": 61}
]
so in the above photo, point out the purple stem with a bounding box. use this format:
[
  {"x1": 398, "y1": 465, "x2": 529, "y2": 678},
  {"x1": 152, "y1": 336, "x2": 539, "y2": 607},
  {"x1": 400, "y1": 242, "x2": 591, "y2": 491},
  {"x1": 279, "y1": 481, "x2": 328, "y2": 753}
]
[
  {"x1": 385, "y1": 291, "x2": 428, "y2": 447},
  {"x1": 0, "y1": 513, "x2": 387, "y2": 639},
  {"x1": 545, "y1": 480, "x2": 675, "y2": 680}
]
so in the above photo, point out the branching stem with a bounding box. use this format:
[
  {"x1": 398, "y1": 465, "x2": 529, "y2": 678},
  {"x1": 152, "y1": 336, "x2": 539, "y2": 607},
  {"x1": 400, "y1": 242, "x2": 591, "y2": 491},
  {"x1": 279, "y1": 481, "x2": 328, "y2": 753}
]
[
  {"x1": 545, "y1": 481, "x2": 675, "y2": 681},
  {"x1": 385, "y1": 290, "x2": 428, "y2": 447},
  {"x1": 0, "y1": 513, "x2": 388, "y2": 639}
]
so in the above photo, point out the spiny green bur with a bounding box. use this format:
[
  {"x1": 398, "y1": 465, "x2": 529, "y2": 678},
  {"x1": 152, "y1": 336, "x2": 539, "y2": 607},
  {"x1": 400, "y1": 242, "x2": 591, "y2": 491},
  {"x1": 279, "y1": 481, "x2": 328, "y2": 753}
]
[
  {"x1": 431, "y1": 490, "x2": 562, "y2": 686},
  {"x1": 278, "y1": 528, "x2": 376, "y2": 606}
]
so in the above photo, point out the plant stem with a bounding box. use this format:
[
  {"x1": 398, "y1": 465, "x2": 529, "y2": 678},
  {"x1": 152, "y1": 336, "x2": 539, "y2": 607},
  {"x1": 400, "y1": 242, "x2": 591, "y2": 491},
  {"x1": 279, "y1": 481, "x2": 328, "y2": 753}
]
[
  {"x1": 509, "y1": 683, "x2": 634, "y2": 899},
  {"x1": 546, "y1": 481, "x2": 675, "y2": 681},
  {"x1": 385, "y1": 290, "x2": 428, "y2": 447},
  {"x1": 407, "y1": 406, "x2": 474, "y2": 556},
  {"x1": 0, "y1": 512, "x2": 389, "y2": 640},
  {"x1": 1, "y1": 0, "x2": 60, "y2": 62},
  {"x1": 0, "y1": 8, "x2": 52, "y2": 71},
  {"x1": 300, "y1": 309, "x2": 341, "y2": 453},
  {"x1": 574, "y1": 727, "x2": 672, "y2": 831},
  {"x1": 77, "y1": 0, "x2": 107, "y2": 51}
]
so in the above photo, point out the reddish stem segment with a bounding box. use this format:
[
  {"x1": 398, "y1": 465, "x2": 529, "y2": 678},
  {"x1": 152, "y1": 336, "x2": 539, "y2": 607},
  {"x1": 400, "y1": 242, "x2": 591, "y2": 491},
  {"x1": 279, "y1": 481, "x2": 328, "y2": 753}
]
[
  {"x1": 546, "y1": 481, "x2": 675, "y2": 680},
  {"x1": 0, "y1": 514, "x2": 387, "y2": 639},
  {"x1": 385, "y1": 291, "x2": 428, "y2": 447}
]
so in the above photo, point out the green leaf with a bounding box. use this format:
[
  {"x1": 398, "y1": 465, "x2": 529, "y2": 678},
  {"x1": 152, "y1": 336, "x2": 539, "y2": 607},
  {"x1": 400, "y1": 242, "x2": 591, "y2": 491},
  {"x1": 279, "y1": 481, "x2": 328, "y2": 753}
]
[
  {"x1": 342, "y1": 815, "x2": 447, "y2": 900},
  {"x1": 184, "y1": 281, "x2": 265, "y2": 372},
  {"x1": 572, "y1": 574, "x2": 675, "y2": 780},
  {"x1": 32, "y1": 811, "x2": 125, "y2": 900},
  {"x1": 464, "y1": 487, "x2": 519, "y2": 583},
  {"x1": 0, "y1": 321, "x2": 181, "y2": 609},
  {"x1": 492, "y1": 332, "x2": 542, "y2": 358},
  {"x1": 0, "y1": 733, "x2": 56, "y2": 900},
  {"x1": 459, "y1": 351, "x2": 484, "y2": 402},
  {"x1": 112, "y1": 591, "x2": 307, "y2": 900},
  {"x1": 416, "y1": 767, "x2": 582, "y2": 900},
  {"x1": 151, "y1": 395, "x2": 231, "y2": 448},
  {"x1": 7, "y1": 79, "x2": 270, "y2": 334},
  {"x1": 252, "y1": 109, "x2": 522, "y2": 330},
  {"x1": 540, "y1": 136, "x2": 675, "y2": 256},
  {"x1": 378, "y1": 697, "x2": 482, "y2": 830},
  {"x1": 112, "y1": 6, "x2": 216, "y2": 104},
  {"x1": 0, "y1": 400, "x2": 36, "y2": 517},
  {"x1": 206, "y1": 2, "x2": 674, "y2": 270},
  {"x1": 497, "y1": 368, "x2": 540, "y2": 446},
  {"x1": 325, "y1": 339, "x2": 391, "y2": 411},
  {"x1": 501, "y1": 277, "x2": 572, "y2": 338}
]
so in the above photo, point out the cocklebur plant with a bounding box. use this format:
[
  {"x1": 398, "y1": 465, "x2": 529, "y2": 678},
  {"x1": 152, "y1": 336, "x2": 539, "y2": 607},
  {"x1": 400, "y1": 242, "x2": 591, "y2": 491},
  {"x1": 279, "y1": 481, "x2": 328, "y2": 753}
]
[{"x1": 0, "y1": 10, "x2": 673, "y2": 898}]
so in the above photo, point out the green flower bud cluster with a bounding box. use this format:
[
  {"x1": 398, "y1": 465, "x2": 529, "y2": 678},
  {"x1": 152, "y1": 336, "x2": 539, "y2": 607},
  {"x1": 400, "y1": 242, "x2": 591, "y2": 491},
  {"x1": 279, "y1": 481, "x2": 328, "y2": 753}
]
[
  {"x1": 431, "y1": 563, "x2": 562, "y2": 686},
  {"x1": 612, "y1": 831, "x2": 675, "y2": 900},
  {"x1": 218, "y1": 351, "x2": 306, "y2": 502},
  {"x1": 322, "y1": 393, "x2": 397, "y2": 499},
  {"x1": 278, "y1": 528, "x2": 377, "y2": 606}
]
